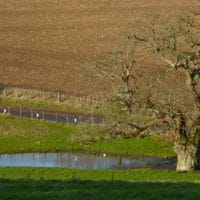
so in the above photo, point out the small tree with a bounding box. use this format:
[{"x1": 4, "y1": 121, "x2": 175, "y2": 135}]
[{"x1": 129, "y1": 6, "x2": 200, "y2": 172}]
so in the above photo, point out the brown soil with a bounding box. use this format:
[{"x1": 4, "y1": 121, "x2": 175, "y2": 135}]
[{"x1": 0, "y1": 0, "x2": 198, "y2": 97}]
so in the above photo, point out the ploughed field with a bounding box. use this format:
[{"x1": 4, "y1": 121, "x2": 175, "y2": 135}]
[{"x1": 0, "y1": 0, "x2": 197, "y2": 97}]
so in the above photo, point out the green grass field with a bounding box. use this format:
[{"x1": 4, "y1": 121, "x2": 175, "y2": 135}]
[
  {"x1": 0, "y1": 115, "x2": 174, "y2": 157},
  {"x1": 0, "y1": 167, "x2": 200, "y2": 200},
  {"x1": 2, "y1": 114, "x2": 198, "y2": 200}
]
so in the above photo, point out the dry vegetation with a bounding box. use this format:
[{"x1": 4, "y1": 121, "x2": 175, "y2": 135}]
[{"x1": 0, "y1": 0, "x2": 198, "y2": 97}]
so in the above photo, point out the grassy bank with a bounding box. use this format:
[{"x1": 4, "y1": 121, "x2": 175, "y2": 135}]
[
  {"x1": 0, "y1": 97, "x2": 89, "y2": 113},
  {"x1": 1, "y1": 167, "x2": 200, "y2": 182},
  {"x1": 0, "y1": 167, "x2": 200, "y2": 200},
  {"x1": 0, "y1": 116, "x2": 175, "y2": 157}
]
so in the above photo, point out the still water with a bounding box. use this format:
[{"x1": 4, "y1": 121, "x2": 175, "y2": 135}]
[{"x1": 0, "y1": 152, "x2": 176, "y2": 170}]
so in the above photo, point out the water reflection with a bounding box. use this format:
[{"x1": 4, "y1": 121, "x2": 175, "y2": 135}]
[{"x1": 0, "y1": 152, "x2": 176, "y2": 170}]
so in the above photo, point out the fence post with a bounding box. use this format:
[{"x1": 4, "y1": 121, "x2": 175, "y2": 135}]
[
  {"x1": 111, "y1": 172, "x2": 114, "y2": 181},
  {"x1": 66, "y1": 115, "x2": 69, "y2": 124},
  {"x1": 31, "y1": 108, "x2": 33, "y2": 118},
  {"x1": 57, "y1": 91, "x2": 61, "y2": 103},
  {"x1": 102, "y1": 118, "x2": 105, "y2": 126},
  {"x1": 56, "y1": 112, "x2": 58, "y2": 121},
  {"x1": 79, "y1": 116, "x2": 81, "y2": 124},
  {"x1": 29, "y1": 90, "x2": 31, "y2": 99},
  {"x1": 20, "y1": 105, "x2": 22, "y2": 117},
  {"x1": 91, "y1": 113, "x2": 94, "y2": 126},
  {"x1": 43, "y1": 111, "x2": 45, "y2": 120},
  {"x1": 8, "y1": 106, "x2": 11, "y2": 115}
]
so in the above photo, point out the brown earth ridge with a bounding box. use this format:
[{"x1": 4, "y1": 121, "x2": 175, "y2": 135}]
[{"x1": 0, "y1": 0, "x2": 198, "y2": 97}]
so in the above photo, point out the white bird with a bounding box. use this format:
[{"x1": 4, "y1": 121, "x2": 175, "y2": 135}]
[{"x1": 75, "y1": 156, "x2": 78, "y2": 162}]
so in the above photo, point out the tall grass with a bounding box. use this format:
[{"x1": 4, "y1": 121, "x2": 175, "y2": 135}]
[{"x1": 0, "y1": 97, "x2": 91, "y2": 113}]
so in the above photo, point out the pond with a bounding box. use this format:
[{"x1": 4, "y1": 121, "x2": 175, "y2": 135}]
[{"x1": 0, "y1": 152, "x2": 176, "y2": 170}]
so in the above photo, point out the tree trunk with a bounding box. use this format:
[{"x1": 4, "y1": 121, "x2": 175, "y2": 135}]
[{"x1": 174, "y1": 136, "x2": 200, "y2": 172}]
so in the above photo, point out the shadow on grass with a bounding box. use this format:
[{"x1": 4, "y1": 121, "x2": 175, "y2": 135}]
[{"x1": 0, "y1": 178, "x2": 199, "y2": 200}]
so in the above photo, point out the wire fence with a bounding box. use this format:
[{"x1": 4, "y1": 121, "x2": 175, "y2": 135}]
[
  {"x1": 0, "y1": 85, "x2": 104, "y2": 109},
  {"x1": 0, "y1": 106, "x2": 105, "y2": 126}
]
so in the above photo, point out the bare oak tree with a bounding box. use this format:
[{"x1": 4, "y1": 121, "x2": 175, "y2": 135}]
[
  {"x1": 93, "y1": 40, "x2": 159, "y2": 138},
  {"x1": 129, "y1": 6, "x2": 200, "y2": 172}
]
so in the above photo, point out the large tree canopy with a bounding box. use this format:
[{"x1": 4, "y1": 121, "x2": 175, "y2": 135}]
[
  {"x1": 93, "y1": 4, "x2": 200, "y2": 172},
  {"x1": 126, "y1": 5, "x2": 200, "y2": 172}
]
